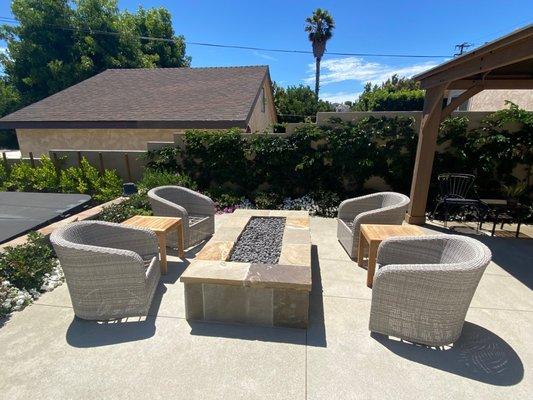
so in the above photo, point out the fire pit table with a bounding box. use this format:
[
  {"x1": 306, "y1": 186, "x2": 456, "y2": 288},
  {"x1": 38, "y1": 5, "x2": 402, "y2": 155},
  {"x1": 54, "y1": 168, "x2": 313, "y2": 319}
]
[{"x1": 180, "y1": 209, "x2": 312, "y2": 329}]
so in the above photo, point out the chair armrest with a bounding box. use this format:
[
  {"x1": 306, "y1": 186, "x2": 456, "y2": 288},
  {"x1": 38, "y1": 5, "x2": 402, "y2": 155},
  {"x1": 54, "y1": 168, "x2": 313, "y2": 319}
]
[
  {"x1": 187, "y1": 192, "x2": 216, "y2": 216},
  {"x1": 149, "y1": 191, "x2": 190, "y2": 221},
  {"x1": 338, "y1": 194, "x2": 381, "y2": 220},
  {"x1": 376, "y1": 235, "x2": 448, "y2": 265}
]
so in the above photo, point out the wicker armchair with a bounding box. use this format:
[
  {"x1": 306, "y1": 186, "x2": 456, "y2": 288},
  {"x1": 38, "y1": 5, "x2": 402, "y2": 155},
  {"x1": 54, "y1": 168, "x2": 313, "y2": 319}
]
[
  {"x1": 370, "y1": 235, "x2": 491, "y2": 346},
  {"x1": 50, "y1": 221, "x2": 161, "y2": 320},
  {"x1": 147, "y1": 186, "x2": 215, "y2": 249},
  {"x1": 337, "y1": 192, "x2": 410, "y2": 259}
]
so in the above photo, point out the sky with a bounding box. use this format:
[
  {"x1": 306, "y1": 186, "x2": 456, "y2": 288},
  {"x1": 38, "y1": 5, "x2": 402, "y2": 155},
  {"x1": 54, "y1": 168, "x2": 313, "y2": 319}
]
[{"x1": 0, "y1": 1, "x2": 532, "y2": 103}]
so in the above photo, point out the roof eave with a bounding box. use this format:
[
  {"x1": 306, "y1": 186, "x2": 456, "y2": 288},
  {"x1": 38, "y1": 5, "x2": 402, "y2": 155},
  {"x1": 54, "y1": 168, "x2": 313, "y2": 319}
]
[
  {"x1": 0, "y1": 120, "x2": 248, "y2": 130},
  {"x1": 413, "y1": 24, "x2": 533, "y2": 82}
]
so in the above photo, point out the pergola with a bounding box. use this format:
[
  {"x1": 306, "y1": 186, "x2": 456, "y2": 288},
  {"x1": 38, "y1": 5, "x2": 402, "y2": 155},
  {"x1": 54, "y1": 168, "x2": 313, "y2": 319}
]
[{"x1": 406, "y1": 24, "x2": 533, "y2": 225}]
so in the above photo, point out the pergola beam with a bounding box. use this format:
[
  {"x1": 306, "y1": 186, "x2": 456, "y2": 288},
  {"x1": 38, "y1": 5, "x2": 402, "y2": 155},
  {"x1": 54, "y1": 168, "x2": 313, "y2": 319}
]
[
  {"x1": 448, "y1": 79, "x2": 533, "y2": 89},
  {"x1": 419, "y1": 37, "x2": 532, "y2": 89},
  {"x1": 440, "y1": 84, "x2": 484, "y2": 120}
]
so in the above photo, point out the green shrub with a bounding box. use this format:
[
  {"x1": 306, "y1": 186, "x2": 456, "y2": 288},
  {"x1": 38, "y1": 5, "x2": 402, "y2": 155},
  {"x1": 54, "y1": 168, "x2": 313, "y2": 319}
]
[
  {"x1": 2, "y1": 156, "x2": 60, "y2": 192},
  {"x1": 97, "y1": 193, "x2": 152, "y2": 223},
  {"x1": 0, "y1": 232, "x2": 56, "y2": 290},
  {"x1": 143, "y1": 105, "x2": 532, "y2": 205},
  {"x1": 138, "y1": 168, "x2": 197, "y2": 191},
  {"x1": 144, "y1": 146, "x2": 181, "y2": 171},
  {"x1": 184, "y1": 129, "x2": 248, "y2": 188},
  {"x1": 253, "y1": 191, "x2": 281, "y2": 209},
  {"x1": 59, "y1": 158, "x2": 122, "y2": 202},
  {"x1": 206, "y1": 188, "x2": 244, "y2": 211},
  {"x1": 0, "y1": 162, "x2": 8, "y2": 190}
]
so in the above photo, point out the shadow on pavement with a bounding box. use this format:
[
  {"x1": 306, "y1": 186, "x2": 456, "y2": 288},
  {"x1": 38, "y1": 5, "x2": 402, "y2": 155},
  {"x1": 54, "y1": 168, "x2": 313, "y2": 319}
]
[{"x1": 372, "y1": 322, "x2": 524, "y2": 386}]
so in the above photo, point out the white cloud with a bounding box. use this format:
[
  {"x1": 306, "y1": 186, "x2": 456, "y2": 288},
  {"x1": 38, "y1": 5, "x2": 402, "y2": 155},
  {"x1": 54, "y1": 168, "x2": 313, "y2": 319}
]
[
  {"x1": 305, "y1": 57, "x2": 439, "y2": 86},
  {"x1": 253, "y1": 50, "x2": 277, "y2": 61},
  {"x1": 320, "y1": 91, "x2": 361, "y2": 104}
]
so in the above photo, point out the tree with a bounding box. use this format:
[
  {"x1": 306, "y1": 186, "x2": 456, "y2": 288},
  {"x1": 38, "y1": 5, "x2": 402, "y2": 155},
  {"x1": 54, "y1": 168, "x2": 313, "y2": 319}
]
[
  {"x1": 273, "y1": 83, "x2": 334, "y2": 122},
  {"x1": 352, "y1": 75, "x2": 425, "y2": 111},
  {"x1": 305, "y1": 9, "x2": 334, "y2": 98},
  {"x1": 0, "y1": 0, "x2": 190, "y2": 110}
]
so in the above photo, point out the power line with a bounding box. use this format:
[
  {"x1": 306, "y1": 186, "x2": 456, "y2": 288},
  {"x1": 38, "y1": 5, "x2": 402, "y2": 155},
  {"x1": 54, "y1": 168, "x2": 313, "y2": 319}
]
[{"x1": 0, "y1": 16, "x2": 451, "y2": 59}]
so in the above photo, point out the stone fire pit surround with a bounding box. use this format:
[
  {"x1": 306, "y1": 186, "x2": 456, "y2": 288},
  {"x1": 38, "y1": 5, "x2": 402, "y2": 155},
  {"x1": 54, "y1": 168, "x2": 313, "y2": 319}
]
[{"x1": 180, "y1": 209, "x2": 312, "y2": 328}]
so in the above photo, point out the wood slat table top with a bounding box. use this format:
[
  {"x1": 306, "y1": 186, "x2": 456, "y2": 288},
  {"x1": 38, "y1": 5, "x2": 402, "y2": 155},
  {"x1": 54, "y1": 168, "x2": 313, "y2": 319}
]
[
  {"x1": 122, "y1": 215, "x2": 182, "y2": 233},
  {"x1": 360, "y1": 224, "x2": 425, "y2": 242}
]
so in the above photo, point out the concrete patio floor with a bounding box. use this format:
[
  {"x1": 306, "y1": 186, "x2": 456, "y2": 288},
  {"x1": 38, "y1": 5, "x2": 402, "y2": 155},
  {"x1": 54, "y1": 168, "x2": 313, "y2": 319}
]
[{"x1": 0, "y1": 215, "x2": 531, "y2": 399}]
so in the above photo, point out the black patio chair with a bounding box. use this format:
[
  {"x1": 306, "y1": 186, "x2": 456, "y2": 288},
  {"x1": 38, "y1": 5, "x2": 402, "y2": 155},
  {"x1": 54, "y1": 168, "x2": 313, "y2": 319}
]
[{"x1": 433, "y1": 173, "x2": 486, "y2": 228}]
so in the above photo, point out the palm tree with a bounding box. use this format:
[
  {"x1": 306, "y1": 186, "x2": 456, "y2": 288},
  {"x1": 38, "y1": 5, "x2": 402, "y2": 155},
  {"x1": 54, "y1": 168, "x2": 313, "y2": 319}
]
[{"x1": 305, "y1": 9, "x2": 335, "y2": 98}]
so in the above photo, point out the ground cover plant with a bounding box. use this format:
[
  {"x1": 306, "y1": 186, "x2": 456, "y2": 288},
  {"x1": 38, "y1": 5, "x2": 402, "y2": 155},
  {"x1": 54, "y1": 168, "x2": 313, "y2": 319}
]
[{"x1": 0, "y1": 232, "x2": 63, "y2": 317}]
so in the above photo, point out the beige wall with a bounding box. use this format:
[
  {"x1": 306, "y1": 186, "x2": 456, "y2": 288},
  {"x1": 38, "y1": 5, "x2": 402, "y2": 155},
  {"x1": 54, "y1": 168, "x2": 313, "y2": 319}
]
[
  {"x1": 467, "y1": 89, "x2": 533, "y2": 111},
  {"x1": 16, "y1": 128, "x2": 179, "y2": 156},
  {"x1": 247, "y1": 80, "x2": 277, "y2": 132}
]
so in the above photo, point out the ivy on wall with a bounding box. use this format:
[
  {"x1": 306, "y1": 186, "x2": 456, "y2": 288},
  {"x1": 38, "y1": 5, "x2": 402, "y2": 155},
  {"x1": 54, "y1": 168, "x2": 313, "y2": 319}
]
[{"x1": 145, "y1": 103, "x2": 532, "y2": 203}]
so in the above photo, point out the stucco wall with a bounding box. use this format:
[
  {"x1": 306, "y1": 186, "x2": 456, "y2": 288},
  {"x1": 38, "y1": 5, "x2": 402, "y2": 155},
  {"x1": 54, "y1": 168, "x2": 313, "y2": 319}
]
[
  {"x1": 247, "y1": 80, "x2": 277, "y2": 132},
  {"x1": 467, "y1": 89, "x2": 533, "y2": 111},
  {"x1": 16, "y1": 128, "x2": 180, "y2": 156}
]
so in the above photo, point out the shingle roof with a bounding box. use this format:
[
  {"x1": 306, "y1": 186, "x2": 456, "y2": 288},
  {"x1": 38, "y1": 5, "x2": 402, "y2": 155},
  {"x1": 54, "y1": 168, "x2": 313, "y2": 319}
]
[{"x1": 0, "y1": 66, "x2": 270, "y2": 129}]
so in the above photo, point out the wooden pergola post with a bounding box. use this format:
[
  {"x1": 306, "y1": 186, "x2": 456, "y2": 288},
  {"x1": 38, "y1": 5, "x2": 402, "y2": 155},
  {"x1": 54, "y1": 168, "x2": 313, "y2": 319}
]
[{"x1": 405, "y1": 84, "x2": 447, "y2": 225}]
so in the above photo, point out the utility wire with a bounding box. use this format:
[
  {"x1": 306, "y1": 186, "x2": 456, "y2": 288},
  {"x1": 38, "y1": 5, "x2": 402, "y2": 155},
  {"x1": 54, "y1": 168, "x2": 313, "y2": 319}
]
[{"x1": 0, "y1": 16, "x2": 451, "y2": 59}]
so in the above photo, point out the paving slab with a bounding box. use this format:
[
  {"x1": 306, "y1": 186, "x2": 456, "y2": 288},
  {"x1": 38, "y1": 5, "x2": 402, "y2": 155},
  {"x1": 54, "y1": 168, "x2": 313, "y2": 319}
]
[
  {"x1": 306, "y1": 296, "x2": 532, "y2": 400},
  {"x1": 0, "y1": 214, "x2": 531, "y2": 400},
  {"x1": 0, "y1": 301, "x2": 306, "y2": 400}
]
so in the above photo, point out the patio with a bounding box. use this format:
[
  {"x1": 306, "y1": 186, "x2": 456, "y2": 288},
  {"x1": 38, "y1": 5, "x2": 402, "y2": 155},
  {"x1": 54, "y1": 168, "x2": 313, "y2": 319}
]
[{"x1": 0, "y1": 214, "x2": 531, "y2": 399}]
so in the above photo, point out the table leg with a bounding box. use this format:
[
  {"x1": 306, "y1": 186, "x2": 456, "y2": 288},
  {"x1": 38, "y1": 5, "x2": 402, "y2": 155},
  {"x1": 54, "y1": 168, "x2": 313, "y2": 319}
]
[
  {"x1": 176, "y1": 223, "x2": 185, "y2": 258},
  {"x1": 357, "y1": 232, "x2": 366, "y2": 268},
  {"x1": 157, "y1": 234, "x2": 168, "y2": 275},
  {"x1": 366, "y1": 242, "x2": 379, "y2": 288}
]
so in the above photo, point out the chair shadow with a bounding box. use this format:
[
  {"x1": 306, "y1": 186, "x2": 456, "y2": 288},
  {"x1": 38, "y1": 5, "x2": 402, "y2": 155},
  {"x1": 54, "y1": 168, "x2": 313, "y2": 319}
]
[
  {"x1": 188, "y1": 245, "x2": 327, "y2": 347},
  {"x1": 372, "y1": 322, "x2": 524, "y2": 386},
  {"x1": 424, "y1": 222, "x2": 533, "y2": 289}
]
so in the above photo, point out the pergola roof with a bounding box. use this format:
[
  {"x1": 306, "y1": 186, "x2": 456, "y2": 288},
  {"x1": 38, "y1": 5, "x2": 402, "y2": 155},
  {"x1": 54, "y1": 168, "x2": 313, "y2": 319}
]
[
  {"x1": 405, "y1": 24, "x2": 533, "y2": 225},
  {"x1": 413, "y1": 24, "x2": 533, "y2": 90}
]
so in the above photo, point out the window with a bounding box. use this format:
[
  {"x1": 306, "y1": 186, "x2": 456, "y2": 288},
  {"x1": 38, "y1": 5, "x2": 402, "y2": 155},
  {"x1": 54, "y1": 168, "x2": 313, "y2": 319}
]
[{"x1": 261, "y1": 88, "x2": 266, "y2": 113}]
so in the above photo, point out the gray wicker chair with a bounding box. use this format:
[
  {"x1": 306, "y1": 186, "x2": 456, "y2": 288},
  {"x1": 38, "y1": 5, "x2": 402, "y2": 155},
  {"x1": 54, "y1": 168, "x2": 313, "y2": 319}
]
[
  {"x1": 369, "y1": 234, "x2": 491, "y2": 346},
  {"x1": 50, "y1": 221, "x2": 161, "y2": 320},
  {"x1": 147, "y1": 186, "x2": 215, "y2": 249},
  {"x1": 337, "y1": 192, "x2": 410, "y2": 259}
]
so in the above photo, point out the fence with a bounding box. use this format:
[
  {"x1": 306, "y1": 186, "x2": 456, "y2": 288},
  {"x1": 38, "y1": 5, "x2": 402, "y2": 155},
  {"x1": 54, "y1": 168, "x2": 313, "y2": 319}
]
[{"x1": 1, "y1": 149, "x2": 147, "y2": 183}]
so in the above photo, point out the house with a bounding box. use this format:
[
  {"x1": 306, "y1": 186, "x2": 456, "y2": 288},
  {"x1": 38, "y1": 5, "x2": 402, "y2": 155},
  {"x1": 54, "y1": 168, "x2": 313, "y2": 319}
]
[{"x1": 0, "y1": 66, "x2": 277, "y2": 156}]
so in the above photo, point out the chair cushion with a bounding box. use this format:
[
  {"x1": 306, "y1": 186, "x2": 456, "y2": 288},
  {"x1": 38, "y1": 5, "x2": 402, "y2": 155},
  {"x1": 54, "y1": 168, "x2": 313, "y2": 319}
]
[
  {"x1": 340, "y1": 218, "x2": 355, "y2": 231},
  {"x1": 143, "y1": 255, "x2": 158, "y2": 269},
  {"x1": 189, "y1": 215, "x2": 210, "y2": 227}
]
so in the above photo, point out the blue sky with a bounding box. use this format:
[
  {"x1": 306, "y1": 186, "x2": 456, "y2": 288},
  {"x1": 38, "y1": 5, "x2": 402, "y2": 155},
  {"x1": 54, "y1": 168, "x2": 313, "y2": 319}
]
[{"x1": 1, "y1": 1, "x2": 532, "y2": 103}]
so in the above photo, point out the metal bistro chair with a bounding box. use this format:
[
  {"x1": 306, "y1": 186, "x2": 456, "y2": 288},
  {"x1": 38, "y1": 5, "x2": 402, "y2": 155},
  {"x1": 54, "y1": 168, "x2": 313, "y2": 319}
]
[{"x1": 433, "y1": 173, "x2": 485, "y2": 228}]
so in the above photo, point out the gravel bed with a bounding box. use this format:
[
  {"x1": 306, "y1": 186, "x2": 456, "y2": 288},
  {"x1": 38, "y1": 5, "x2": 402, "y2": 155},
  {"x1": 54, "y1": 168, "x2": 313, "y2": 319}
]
[{"x1": 228, "y1": 217, "x2": 285, "y2": 264}]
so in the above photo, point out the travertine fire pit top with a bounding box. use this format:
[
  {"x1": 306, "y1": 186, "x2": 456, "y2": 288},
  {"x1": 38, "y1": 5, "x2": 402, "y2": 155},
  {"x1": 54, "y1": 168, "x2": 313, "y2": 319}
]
[{"x1": 180, "y1": 209, "x2": 311, "y2": 291}]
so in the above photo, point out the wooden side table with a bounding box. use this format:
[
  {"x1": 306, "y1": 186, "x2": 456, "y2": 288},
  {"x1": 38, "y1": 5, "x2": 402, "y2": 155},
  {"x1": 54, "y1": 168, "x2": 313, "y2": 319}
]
[
  {"x1": 122, "y1": 215, "x2": 185, "y2": 274},
  {"x1": 358, "y1": 224, "x2": 425, "y2": 288}
]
